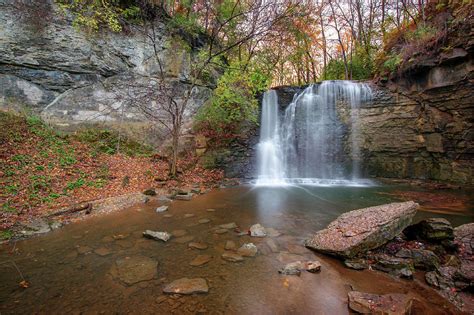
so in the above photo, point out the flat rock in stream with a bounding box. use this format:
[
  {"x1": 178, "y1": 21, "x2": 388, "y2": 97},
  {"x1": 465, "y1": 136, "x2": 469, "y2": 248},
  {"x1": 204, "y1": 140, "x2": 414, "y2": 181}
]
[
  {"x1": 188, "y1": 242, "x2": 208, "y2": 250},
  {"x1": 94, "y1": 247, "x2": 112, "y2": 256},
  {"x1": 305, "y1": 201, "x2": 418, "y2": 258},
  {"x1": 190, "y1": 255, "x2": 212, "y2": 266},
  {"x1": 114, "y1": 256, "x2": 158, "y2": 286},
  {"x1": 143, "y1": 230, "x2": 171, "y2": 242},
  {"x1": 222, "y1": 252, "x2": 244, "y2": 262},
  {"x1": 237, "y1": 243, "x2": 258, "y2": 257},
  {"x1": 348, "y1": 291, "x2": 413, "y2": 314},
  {"x1": 163, "y1": 278, "x2": 209, "y2": 295}
]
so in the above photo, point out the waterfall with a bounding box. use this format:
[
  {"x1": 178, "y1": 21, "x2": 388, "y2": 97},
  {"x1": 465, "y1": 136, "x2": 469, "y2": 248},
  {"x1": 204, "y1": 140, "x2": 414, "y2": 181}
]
[
  {"x1": 256, "y1": 90, "x2": 286, "y2": 185},
  {"x1": 256, "y1": 80, "x2": 372, "y2": 186}
]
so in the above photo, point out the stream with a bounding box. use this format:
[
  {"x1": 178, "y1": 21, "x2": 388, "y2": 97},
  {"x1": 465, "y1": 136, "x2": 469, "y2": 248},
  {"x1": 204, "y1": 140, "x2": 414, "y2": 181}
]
[{"x1": 0, "y1": 184, "x2": 472, "y2": 314}]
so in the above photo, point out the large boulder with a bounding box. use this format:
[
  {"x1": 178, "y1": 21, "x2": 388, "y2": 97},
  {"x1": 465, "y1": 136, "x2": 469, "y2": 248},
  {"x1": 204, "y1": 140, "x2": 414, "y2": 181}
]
[{"x1": 305, "y1": 201, "x2": 418, "y2": 258}]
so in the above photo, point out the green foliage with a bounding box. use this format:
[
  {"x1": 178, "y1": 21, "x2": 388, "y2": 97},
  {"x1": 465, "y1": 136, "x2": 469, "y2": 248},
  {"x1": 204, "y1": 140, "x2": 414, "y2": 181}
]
[
  {"x1": 0, "y1": 230, "x2": 13, "y2": 241},
  {"x1": 74, "y1": 128, "x2": 153, "y2": 157},
  {"x1": 322, "y1": 46, "x2": 375, "y2": 80},
  {"x1": 195, "y1": 61, "x2": 270, "y2": 133},
  {"x1": 55, "y1": 0, "x2": 141, "y2": 32},
  {"x1": 382, "y1": 54, "x2": 402, "y2": 73},
  {"x1": 322, "y1": 59, "x2": 346, "y2": 80}
]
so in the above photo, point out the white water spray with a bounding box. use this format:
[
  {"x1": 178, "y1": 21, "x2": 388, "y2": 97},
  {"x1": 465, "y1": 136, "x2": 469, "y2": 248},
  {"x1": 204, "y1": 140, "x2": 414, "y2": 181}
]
[{"x1": 256, "y1": 81, "x2": 372, "y2": 187}]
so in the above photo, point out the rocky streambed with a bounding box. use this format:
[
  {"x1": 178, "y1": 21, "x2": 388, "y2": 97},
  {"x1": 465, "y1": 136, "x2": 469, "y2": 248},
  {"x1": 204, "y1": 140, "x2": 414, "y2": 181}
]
[{"x1": 0, "y1": 185, "x2": 472, "y2": 314}]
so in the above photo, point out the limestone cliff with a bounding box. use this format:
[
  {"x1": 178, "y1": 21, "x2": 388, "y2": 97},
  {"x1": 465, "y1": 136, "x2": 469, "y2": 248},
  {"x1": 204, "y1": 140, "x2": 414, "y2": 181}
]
[
  {"x1": 0, "y1": 2, "x2": 214, "y2": 143},
  {"x1": 359, "y1": 27, "x2": 473, "y2": 184}
]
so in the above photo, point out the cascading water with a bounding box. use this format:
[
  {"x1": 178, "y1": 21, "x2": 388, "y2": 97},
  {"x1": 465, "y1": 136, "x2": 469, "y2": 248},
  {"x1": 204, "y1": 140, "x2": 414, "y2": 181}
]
[
  {"x1": 256, "y1": 90, "x2": 286, "y2": 185},
  {"x1": 256, "y1": 80, "x2": 372, "y2": 186}
]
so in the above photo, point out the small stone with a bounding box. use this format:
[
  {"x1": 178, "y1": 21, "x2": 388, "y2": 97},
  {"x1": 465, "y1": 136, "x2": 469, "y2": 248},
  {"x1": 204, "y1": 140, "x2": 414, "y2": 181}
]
[
  {"x1": 113, "y1": 234, "x2": 129, "y2": 240},
  {"x1": 198, "y1": 219, "x2": 211, "y2": 224},
  {"x1": 50, "y1": 221, "x2": 62, "y2": 230},
  {"x1": 344, "y1": 259, "x2": 368, "y2": 270},
  {"x1": 206, "y1": 209, "x2": 216, "y2": 212},
  {"x1": 143, "y1": 189, "x2": 157, "y2": 196},
  {"x1": 184, "y1": 214, "x2": 195, "y2": 218},
  {"x1": 143, "y1": 230, "x2": 171, "y2": 242},
  {"x1": 77, "y1": 246, "x2": 92, "y2": 254},
  {"x1": 156, "y1": 206, "x2": 169, "y2": 213},
  {"x1": 190, "y1": 255, "x2": 212, "y2": 266},
  {"x1": 305, "y1": 260, "x2": 321, "y2": 273},
  {"x1": 250, "y1": 224, "x2": 266, "y2": 237},
  {"x1": 163, "y1": 278, "x2": 209, "y2": 295},
  {"x1": 163, "y1": 214, "x2": 173, "y2": 218},
  {"x1": 214, "y1": 229, "x2": 228, "y2": 235},
  {"x1": 279, "y1": 261, "x2": 303, "y2": 275},
  {"x1": 172, "y1": 230, "x2": 187, "y2": 237},
  {"x1": 266, "y1": 239, "x2": 279, "y2": 253},
  {"x1": 237, "y1": 243, "x2": 258, "y2": 257},
  {"x1": 174, "y1": 236, "x2": 195, "y2": 244},
  {"x1": 94, "y1": 247, "x2": 112, "y2": 256},
  {"x1": 222, "y1": 252, "x2": 244, "y2": 262},
  {"x1": 174, "y1": 194, "x2": 193, "y2": 201},
  {"x1": 219, "y1": 223, "x2": 237, "y2": 229},
  {"x1": 225, "y1": 240, "x2": 237, "y2": 250},
  {"x1": 188, "y1": 242, "x2": 208, "y2": 250}
]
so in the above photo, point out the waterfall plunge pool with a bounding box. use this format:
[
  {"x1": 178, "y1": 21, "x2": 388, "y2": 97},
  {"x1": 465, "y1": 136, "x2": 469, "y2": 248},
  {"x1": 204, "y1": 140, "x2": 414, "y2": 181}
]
[{"x1": 0, "y1": 184, "x2": 471, "y2": 314}]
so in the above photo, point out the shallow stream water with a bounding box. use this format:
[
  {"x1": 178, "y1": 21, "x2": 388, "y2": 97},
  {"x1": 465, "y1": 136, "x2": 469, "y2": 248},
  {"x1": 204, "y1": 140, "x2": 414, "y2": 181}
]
[{"x1": 0, "y1": 184, "x2": 472, "y2": 314}]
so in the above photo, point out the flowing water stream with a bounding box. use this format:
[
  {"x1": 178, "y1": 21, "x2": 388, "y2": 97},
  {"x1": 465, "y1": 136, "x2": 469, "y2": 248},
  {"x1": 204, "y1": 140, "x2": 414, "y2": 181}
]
[
  {"x1": 256, "y1": 81, "x2": 372, "y2": 186},
  {"x1": 0, "y1": 185, "x2": 472, "y2": 314}
]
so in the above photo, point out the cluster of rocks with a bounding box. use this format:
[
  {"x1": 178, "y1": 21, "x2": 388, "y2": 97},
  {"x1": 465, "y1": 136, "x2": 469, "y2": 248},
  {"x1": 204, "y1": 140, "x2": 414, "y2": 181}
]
[{"x1": 305, "y1": 201, "x2": 473, "y2": 312}]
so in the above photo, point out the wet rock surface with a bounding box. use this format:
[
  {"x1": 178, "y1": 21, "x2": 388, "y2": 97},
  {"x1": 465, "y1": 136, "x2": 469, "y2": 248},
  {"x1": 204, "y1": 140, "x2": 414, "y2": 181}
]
[
  {"x1": 163, "y1": 278, "x2": 209, "y2": 295},
  {"x1": 249, "y1": 224, "x2": 266, "y2": 237},
  {"x1": 190, "y1": 255, "x2": 212, "y2": 267},
  {"x1": 112, "y1": 256, "x2": 158, "y2": 286},
  {"x1": 221, "y1": 253, "x2": 244, "y2": 262},
  {"x1": 305, "y1": 201, "x2": 418, "y2": 258},
  {"x1": 155, "y1": 206, "x2": 169, "y2": 213},
  {"x1": 237, "y1": 243, "x2": 258, "y2": 257},
  {"x1": 143, "y1": 230, "x2": 171, "y2": 242},
  {"x1": 348, "y1": 291, "x2": 413, "y2": 315}
]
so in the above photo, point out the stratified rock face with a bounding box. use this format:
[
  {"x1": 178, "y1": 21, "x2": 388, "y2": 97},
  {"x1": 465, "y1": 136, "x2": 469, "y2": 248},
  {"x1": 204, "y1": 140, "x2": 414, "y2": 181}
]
[
  {"x1": 0, "y1": 3, "x2": 213, "y2": 143},
  {"x1": 348, "y1": 291, "x2": 413, "y2": 315},
  {"x1": 305, "y1": 201, "x2": 418, "y2": 258},
  {"x1": 358, "y1": 60, "x2": 473, "y2": 184}
]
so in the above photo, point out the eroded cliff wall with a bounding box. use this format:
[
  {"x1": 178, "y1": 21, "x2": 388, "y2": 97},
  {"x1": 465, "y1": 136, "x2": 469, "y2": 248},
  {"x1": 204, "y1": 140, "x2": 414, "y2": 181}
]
[
  {"x1": 359, "y1": 47, "x2": 473, "y2": 184},
  {"x1": 0, "y1": 2, "x2": 213, "y2": 144}
]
